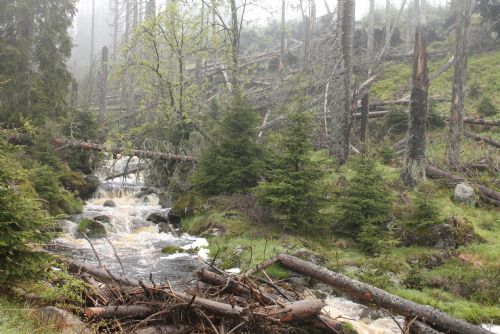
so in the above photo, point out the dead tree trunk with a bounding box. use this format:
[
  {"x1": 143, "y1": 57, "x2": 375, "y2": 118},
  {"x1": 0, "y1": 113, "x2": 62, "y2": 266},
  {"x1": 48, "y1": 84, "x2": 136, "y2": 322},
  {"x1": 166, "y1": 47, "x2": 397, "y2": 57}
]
[
  {"x1": 98, "y1": 47, "x2": 109, "y2": 120},
  {"x1": 52, "y1": 138, "x2": 197, "y2": 162},
  {"x1": 279, "y1": 0, "x2": 286, "y2": 81},
  {"x1": 70, "y1": 79, "x2": 78, "y2": 110},
  {"x1": 447, "y1": 0, "x2": 472, "y2": 167},
  {"x1": 113, "y1": 0, "x2": 119, "y2": 63},
  {"x1": 230, "y1": 0, "x2": 240, "y2": 90},
  {"x1": 401, "y1": 25, "x2": 429, "y2": 188},
  {"x1": 146, "y1": 0, "x2": 156, "y2": 17},
  {"x1": 361, "y1": 0, "x2": 375, "y2": 144},
  {"x1": 465, "y1": 130, "x2": 500, "y2": 148},
  {"x1": 330, "y1": 0, "x2": 354, "y2": 164},
  {"x1": 277, "y1": 254, "x2": 491, "y2": 334}
]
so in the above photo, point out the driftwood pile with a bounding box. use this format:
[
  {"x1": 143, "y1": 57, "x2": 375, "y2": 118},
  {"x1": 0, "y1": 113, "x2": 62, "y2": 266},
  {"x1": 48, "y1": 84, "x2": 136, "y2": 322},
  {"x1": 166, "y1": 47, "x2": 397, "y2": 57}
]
[{"x1": 64, "y1": 253, "x2": 492, "y2": 334}]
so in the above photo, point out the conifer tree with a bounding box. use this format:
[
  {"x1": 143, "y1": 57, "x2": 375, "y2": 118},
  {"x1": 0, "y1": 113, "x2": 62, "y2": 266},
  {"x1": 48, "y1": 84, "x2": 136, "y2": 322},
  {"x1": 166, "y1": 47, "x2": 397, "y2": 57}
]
[
  {"x1": 335, "y1": 157, "x2": 392, "y2": 253},
  {"x1": 255, "y1": 100, "x2": 324, "y2": 231},
  {"x1": 192, "y1": 93, "x2": 264, "y2": 195}
]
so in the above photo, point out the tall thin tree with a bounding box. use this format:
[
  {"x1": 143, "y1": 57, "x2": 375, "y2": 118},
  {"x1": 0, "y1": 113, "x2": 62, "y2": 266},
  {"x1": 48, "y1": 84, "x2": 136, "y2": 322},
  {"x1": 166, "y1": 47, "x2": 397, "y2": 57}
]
[
  {"x1": 360, "y1": 0, "x2": 375, "y2": 144},
  {"x1": 447, "y1": 0, "x2": 472, "y2": 167},
  {"x1": 402, "y1": 21, "x2": 429, "y2": 187},
  {"x1": 330, "y1": 0, "x2": 354, "y2": 164}
]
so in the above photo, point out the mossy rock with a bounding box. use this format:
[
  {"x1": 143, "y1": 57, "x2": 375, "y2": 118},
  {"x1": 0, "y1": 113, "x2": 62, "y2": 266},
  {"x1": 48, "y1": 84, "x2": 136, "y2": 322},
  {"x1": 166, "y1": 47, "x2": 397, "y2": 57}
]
[
  {"x1": 161, "y1": 245, "x2": 184, "y2": 254},
  {"x1": 94, "y1": 215, "x2": 111, "y2": 223},
  {"x1": 77, "y1": 218, "x2": 106, "y2": 238},
  {"x1": 448, "y1": 216, "x2": 485, "y2": 246},
  {"x1": 60, "y1": 172, "x2": 99, "y2": 200},
  {"x1": 170, "y1": 193, "x2": 204, "y2": 220}
]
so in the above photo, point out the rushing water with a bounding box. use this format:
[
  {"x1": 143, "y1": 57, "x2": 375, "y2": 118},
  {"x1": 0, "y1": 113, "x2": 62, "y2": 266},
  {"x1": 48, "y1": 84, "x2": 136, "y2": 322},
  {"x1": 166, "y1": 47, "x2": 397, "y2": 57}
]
[{"x1": 53, "y1": 158, "x2": 209, "y2": 284}]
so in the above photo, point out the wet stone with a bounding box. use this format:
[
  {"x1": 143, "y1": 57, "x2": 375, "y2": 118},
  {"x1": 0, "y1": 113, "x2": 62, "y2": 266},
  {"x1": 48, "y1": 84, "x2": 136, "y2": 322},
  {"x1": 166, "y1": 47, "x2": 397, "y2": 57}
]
[{"x1": 103, "y1": 199, "x2": 117, "y2": 207}]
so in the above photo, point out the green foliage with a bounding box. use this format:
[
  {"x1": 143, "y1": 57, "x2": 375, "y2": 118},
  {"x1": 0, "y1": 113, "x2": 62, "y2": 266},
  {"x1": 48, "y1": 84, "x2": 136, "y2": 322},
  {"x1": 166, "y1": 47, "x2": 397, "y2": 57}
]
[
  {"x1": 406, "y1": 186, "x2": 441, "y2": 227},
  {"x1": 468, "y1": 81, "x2": 481, "y2": 98},
  {"x1": 334, "y1": 157, "x2": 393, "y2": 254},
  {"x1": 404, "y1": 265, "x2": 424, "y2": 290},
  {"x1": 378, "y1": 143, "x2": 395, "y2": 164},
  {"x1": 477, "y1": 95, "x2": 498, "y2": 116},
  {"x1": 381, "y1": 107, "x2": 409, "y2": 135},
  {"x1": 255, "y1": 101, "x2": 326, "y2": 232},
  {"x1": 161, "y1": 245, "x2": 183, "y2": 254},
  {"x1": 0, "y1": 0, "x2": 76, "y2": 126},
  {"x1": 0, "y1": 136, "x2": 53, "y2": 283},
  {"x1": 192, "y1": 94, "x2": 264, "y2": 195},
  {"x1": 29, "y1": 165, "x2": 82, "y2": 216}
]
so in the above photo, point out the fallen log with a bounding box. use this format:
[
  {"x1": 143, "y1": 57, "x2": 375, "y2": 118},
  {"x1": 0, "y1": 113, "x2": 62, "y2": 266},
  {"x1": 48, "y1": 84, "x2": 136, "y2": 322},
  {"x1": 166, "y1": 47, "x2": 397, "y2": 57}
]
[
  {"x1": 197, "y1": 269, "x2": 275, "y2": 305},
  {"x1": 52, "y1": 138, "x2": 197, "y2": 162},
  {"x1": 425, "y1": 165, "x2": 500, "y2": 205},
  {"x1": 67, "y1": 261, "x2": 140, "y2": 287},
  {"x1": 462, "y1": 117, "x2": 500, "y2": 127},
  {"x1": 134, "y1": 325, "x2": 193, "y2": 334},
  {"x1": 104, "y1": 165, "x2": 146, "y2": 180},
  {"x1": 276, "y1": 254, "x2": 491, "y2": 334},
  {"x1": 409, "y1": 320, "x2": 446, "y2": 334},
  {"x1": 85, "y1": 305, "x2": 156, "y2": 319},
  {"x1": 465, "y1": 131, "x2": 500, "y2": 149},
  {"x1": 264, "y1": 300, "x2": 326, "y2": 323},
  {"x1": 171, "y1": 291, "x2": 250, "y2": 319}
]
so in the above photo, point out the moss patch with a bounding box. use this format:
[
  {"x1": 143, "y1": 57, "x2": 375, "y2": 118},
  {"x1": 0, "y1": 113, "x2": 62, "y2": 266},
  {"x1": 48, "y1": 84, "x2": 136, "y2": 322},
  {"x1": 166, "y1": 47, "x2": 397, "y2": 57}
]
[
  {"x1": 77, "y1": 218, "x2": 106, "y2": 238},
  {"x1": 161, "y1": 245, "x2": 184, "y2": 254}
]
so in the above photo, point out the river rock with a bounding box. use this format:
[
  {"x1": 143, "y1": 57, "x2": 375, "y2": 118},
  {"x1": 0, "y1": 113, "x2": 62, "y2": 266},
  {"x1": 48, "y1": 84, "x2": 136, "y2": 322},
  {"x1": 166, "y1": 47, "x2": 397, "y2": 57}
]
[
  {"x1": 38, "y1": 306, "x2": 91, "y2": 334},
  {"x1": 77, "y1": 218, "x2": 106, "y2": 238},
  {"x1": 103, "y1": 199, "x2": 117, "y2": 207},
  {"x1": 453, "y1": 182, "x2": 476, "y2": 206},
  {"x1": 136, "y1": 187, "x2": 158, "y2": 199},
  {"x1": 93, "y1": 215, "x2": 111, "y2": 223},
  {"x1": 146, "y1": 211, "x2": 170, "y2": 224},
  {"x1": 158, "y1": 192, "x2": 172, "y2": 208}
]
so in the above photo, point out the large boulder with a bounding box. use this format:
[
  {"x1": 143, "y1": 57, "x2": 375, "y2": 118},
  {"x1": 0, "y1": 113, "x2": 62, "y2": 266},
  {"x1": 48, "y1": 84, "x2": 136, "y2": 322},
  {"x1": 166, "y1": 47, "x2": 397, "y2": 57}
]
[
  {"x1": 158, "y1": 192, "x2": 172, "y2": 208},
  {"x1": 453, "y1": 182, "x2": 476, "y2": 206},
  {"x1": 77, "y1": 218, "x2": 106, "y2": 238},
  {"x1": 38, "y1": 306, "x2": 91, "y2": 334},
  {"x1": 146, "y1": 211, "x2": 170, "y2": 224},
  {"x1": 103, "y1": 199, "x2": 117, "y2": 207},
  {"x1": 400, "y1": 223, "x2": 456, "y2": 249}
]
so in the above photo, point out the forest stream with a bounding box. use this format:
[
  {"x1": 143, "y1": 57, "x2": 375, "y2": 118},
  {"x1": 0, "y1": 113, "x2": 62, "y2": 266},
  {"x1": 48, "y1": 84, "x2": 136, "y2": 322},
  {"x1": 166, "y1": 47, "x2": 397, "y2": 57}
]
[{"x1": 47, "y1": 158, "x2": 498, "y2": 334}]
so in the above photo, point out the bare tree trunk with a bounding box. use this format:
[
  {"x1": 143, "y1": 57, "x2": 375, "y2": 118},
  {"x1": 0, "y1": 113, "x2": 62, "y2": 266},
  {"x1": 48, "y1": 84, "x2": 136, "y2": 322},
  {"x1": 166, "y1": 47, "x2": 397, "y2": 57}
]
[
  {"x1": 402, "y1": 24, "x2": 429, "y2": 188},
  {"x1": 361, "y1": 0, "x2": 375, "y2": 144},
  {"x1": 146, "y1": 0, "x2": 156, "y2": 17},
  {"x1": 196, "y1": 2, "x2": 204, "y2": 82},
  {"x1": 98, "y1": 47, "x2": 109, "y2": 120},
  {"x1": 279, "y1": 0, "x2": 286, "y2": 81},
  {"x1": 386, "y1": 0, "x2": 391, "y2": 46},
  {"x1": 230, "y1": 0, "x2": 239, "y2": 89},
  {"x1": 330, "y1": 0, "x2": 354, "y2": 164},
  {"x1": 447, "y1": 0, "x2": 472, "y2": 167},
  {"x1": 90, "y1": 0, "x2": 95, "y2": 73},
  {"x1": 113, "y1": 0, "x2": 119, "y2": 63},
  {"x1": 70, "y1": 79, "x2": 78, "y2": 110}
]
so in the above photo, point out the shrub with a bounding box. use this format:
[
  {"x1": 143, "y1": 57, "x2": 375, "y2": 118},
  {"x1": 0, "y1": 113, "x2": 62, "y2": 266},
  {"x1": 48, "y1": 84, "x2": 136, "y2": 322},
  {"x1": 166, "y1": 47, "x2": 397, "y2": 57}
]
[
  {"x1": 406, "y1": 186, "x2": 441, "y2": 228},
  {"x1": 381, "y1": 107, "x2": 409, "y2": 135},
  {"x1": 334, "y1": 157, "x2": 393, "y2": 254},
  {"x1": 192, "y1": 93, "x2": 264, "y2": 195},
  {"x1": 256, "y1": 100, "x2": 326, "y2": 232},
  {"x1": 378, "y1": 143, "x2": 395, "y2": 164},
  {"x1": 468, "y1": 81, "x2": 481, "y2": 98},
  {"x1": 477, "y1": 96, "x2": 497, "y2": 117}
]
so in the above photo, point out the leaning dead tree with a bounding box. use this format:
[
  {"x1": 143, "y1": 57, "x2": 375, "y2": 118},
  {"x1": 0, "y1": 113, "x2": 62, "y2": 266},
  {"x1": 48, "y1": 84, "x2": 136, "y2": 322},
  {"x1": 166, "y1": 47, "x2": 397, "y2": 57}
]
[
  {"x1": 447, "y1": 0, "x2": 472, "y2": 167},
  {"x1": 402, "y1": 23, "x2": 429, "y2": 188}
]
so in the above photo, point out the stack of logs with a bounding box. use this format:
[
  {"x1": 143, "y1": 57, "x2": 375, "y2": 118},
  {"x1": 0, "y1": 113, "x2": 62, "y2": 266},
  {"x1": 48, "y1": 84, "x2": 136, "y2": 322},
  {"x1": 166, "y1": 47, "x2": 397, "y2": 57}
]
[{"x1": 65, "y1": 254, "x2": 492, "y2": 334}]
